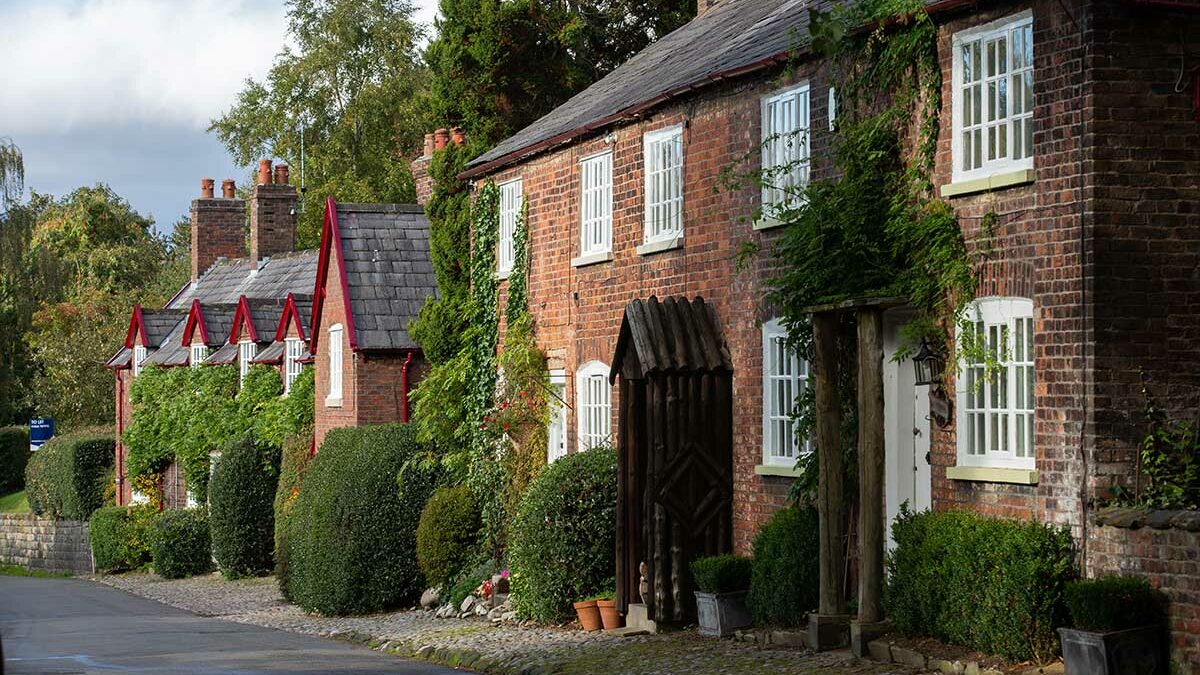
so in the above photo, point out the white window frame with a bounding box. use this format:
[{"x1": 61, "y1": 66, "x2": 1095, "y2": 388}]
[
  {"x1": 955, "y1": 297, "x2": 1035, "y2": 470},
  {"x1": 579, "y1": 151, "x2": 613, "y2": 256},
  {"x1": 762, "y1": 318, "x2": 811, "y2": 467},
  {"x1": 547, "y1": 370, "x2": 567, "y2": 464},
  {"x1": 238, "y1": 340, "x2": 256, "y2": 386},
  {"x1": 497, "y1": 178, "x2": 522, "y2": 277},
  {"x1": 761, "y1": 83, "x2": 811, "y2": 215},
  {"x1": 951, "y1": 11, "x2": 1034, "y2": 183},
  {"x1": 576, "y1": 360, "x2": 612, "y2": 451},
  {"x1": 284, "y1": 337, "x2": 304, "y2": 394},
  {"x1": 327, "y1": 324, "x2": 343, "y2": 404},
  {"x1": 189, "y1": 342, "x2": 208, "y2": 368},
  {"x1": 827, "y1": 86, "x2": 838, "y2": 132},
  {"x1": 132, "y1": 344, "x2": 147, "y2": 378},
  {"x1": 642, "y1": 125, "x2": 684, "y2": 245}
]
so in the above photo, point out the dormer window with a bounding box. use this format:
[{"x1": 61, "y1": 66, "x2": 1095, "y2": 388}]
[
  {"x1": 327, "y1": 324, "x2": 343, "y2": 404},
  {"x1": 190, "y1": 343, "x2": 208, "y2": 368},
  {"x1": 238, "y1": 340, "x2": 256, "y2": 386},
  {"x1": 284, "y1": 337, "x2": 304, "y2": 394},
  {"x1": 132, "y1": 344, "x2": 147, "y2": 377}
]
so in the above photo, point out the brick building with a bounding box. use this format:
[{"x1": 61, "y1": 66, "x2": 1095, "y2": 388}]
[
  {"x1": 106, "y1": 165, "x2": 436, "y2": 504},
  {"x1": 439, "y1": 0, "x2": 1200, "y2": 658}
]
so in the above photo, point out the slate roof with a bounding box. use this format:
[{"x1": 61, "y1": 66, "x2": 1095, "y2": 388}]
[
  {"x1": 251, "y1": 341, "x2": 286, "y2": 365},
  {"x1": 246, "y1": 297, "x2": 302, "y2": 343},
  {"x1": 206, "y1": 342, "x2": 239, "y2": 365},
  {"x1": 106, "y1": 348, "x2": 132, "y2": 369},
  {"x1": 167, "y1": 250, "x2": 319, "y2": 309},
  {"x1": 142, "y1": 308, "x2": 188, "y2": 347},
  {"x1": 143, "y1": 321, "x2": 190, "y2": 367},
  {"x1": 195, "y1": 305, "x2": 236, "y2": 348},
  {"x1": 332, "y1": 203, "x2": 437, "y2": 351},
  {"x1": 465, "y1": 0, "x2": 813, "y2": 175}
]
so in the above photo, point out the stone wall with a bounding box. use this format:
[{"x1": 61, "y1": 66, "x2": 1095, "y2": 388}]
[
  {"x1": 1088, "y1": 507, "x2": 1200, "y2": 670},
  {"x1": 0, "y1": 513, "x2": 93, "y2": 575}
]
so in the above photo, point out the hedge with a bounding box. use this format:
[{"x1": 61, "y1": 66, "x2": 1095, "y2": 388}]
[
  {"x1": 89, "y1": 505, "x2": 156, "y2": 573},
  {"x1": 416, "y1": 485, "x2": 482, "y2": 590},
  {"x1": 508, "y1": 446, "x2": 617, "y2": 623},
  {"x1": 25, "y1": 429, "x2": 114, "y2": 520},
  {"x1": 210, "y1": 436, "x2": 280, "y2": 579},
  {"x1": 274, "y1": 433, "x2": 313, "y2": 601},
  {"x1": 747, "y1": 505, "x2": 820, "y2": 626},
  {"x1": 287, "y1": 424, "x2": 438, "y2": 615},
  {"x1": 886, "y1": 508, "x2": 1074, "y2": 661},
  {"x1": 150, "y1": 509, "x2": 213, "y2": 579},
  {"x1": 1066, "y1": 575, "x2": 1164, "y2": 633},
  {"x1": 0, "y1": 427, "x2": 29, "y2": 495}
]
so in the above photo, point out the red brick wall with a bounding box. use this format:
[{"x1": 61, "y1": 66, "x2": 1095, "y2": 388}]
[
  {"x1": 191, "y1": 197, "x2": 244, "y2": 280},
  {"x1": 314, "y1": 249, "x2": 356, "y2": 449},
  {"x1": 250, "y1": 184, "x2": 297, "y2": 267}
]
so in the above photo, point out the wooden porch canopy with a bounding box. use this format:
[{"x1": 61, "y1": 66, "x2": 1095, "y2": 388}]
[
  {"x1": 804, "y1": 296, "x2": 905, "y2": 649},
  {"x1": 610, "y1": 296, "x2": 734, "y2": 624}
]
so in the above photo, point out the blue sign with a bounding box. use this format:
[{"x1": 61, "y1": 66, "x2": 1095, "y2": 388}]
[{"x1": 29, "y1": 418, "x2": 54, "y2": 452}]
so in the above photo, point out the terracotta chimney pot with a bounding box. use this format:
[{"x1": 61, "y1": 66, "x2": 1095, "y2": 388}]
[
  {"x1": 423, "y1": 133, "x2": 435, "y2": 157},
  {"x1": 221, "y1": 179, "x2": 236, "y2": 198},
  {"x1": 274, "y1": 164, "x2": 290, "y2": 185},
  {"x1": 450, "y1": 127, "x2": 466, "y2": 146},
  {"x1": 257, "y1": 159, "x2": 272, "y2": 185},
  {"x1": 434, "y1": 128, "x2": 450, "y2": 150},
  {"x1": 200, "y1": 178, "x2": 215, "y2": 199}
]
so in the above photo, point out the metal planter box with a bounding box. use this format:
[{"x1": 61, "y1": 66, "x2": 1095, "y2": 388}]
[
  {"x1": 1058, "y1": 626, "x2": 1163, "y2": 675},
  {"x1": 695, "y1": 590, "x2": 752, "y2": 638}
]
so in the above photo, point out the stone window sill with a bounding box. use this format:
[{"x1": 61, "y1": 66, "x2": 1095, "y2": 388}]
[
  {"x1": 496, "y1": 268, "x2": 511, "y2": 281},
  {"x1": 755, "y1": 463, "x2": 801, "y2": 478},
  {"x1": 571, "y1": 251, "x2": 613, "y2": 268},
  {"x1": 753, "y1": 216, "x2": 786, "y2": 231},
  {"x1": 940, "y1": 168, "x2": 1035, "y2": 198},
  {"x1": 325, "y1": 396, "x2": 343, "y2": 409},
  {"x1": 945, "y1": 465, "x2": 1038, "y2": 485},
  {"x1": 636, "y1": 235, "x2": 683, "y2": 256}
]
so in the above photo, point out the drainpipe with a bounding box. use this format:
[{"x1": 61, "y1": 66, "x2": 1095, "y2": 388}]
[
  {"x1": 401, "y1": 351, "x2": 415, "y2": 423},
  {"x1": 115, "y1": 371, "x2": 124, "y2": 507}
]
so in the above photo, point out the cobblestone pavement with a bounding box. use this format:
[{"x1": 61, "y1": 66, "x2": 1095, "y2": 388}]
[{"x1": 94, "y1": 573, "x2": 920, "y2": 675}]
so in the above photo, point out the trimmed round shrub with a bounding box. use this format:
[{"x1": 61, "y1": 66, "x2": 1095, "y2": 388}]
[
  {"x1": 416, "y1": 485, "x2": 482, "y2": 590},
  {"x1": 274, "y1": 432, "x2": 314, "y2": 601},
  {"x1": 288, "y1": 424, "x2": 438, "y2": 615},
  {"x1": 25, "y1": 429, "x2": 114, "y2": 520},
  {"x1": 886, "y1": 508, "x2": 1073, "y2": 661},
  {"x1": 508, "y1": 446, "x2": 617, "y2": 623},
  {"x1": 89, "y1": 505, "x2": 155, "y2": 573},
  {"x1": 748, "y1": 505, "x2": 819, "y2": 627},
  {"x1": 0, "y1": 427, "x2": 30, "y2": 495},
  {"x1": 149, "y1": 509, "x2": 213, "y2": 579},
  {"x1": 210, "y1": 436, "x2": 280, "y2": 579}
]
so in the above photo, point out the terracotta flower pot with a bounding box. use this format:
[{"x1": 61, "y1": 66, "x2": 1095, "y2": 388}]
[
  {"x1": 597, "y1": 599, "x2": 623, "y2": 630},
  {"x1": 574, "y1": 600, "x2": 602, "y2": 631}
]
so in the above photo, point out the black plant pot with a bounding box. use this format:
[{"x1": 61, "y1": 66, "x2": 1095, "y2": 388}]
[{"x1": 1058, "y1": 626, "x2": 1163, "y2": 675}]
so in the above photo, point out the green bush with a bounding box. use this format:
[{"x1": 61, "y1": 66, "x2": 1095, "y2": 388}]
[
  {"x1": 886, "y1": 508, "x2": 1074, "y2": 661},
  {"x1": 287, "y1": 424, "x2": 438, "y2": 615},
  {"x1": 89, "y1": 505, "x2": 155, "y2": 573},
  {"x1": 1066, "y1": 576, "x2": 1163, "y2": 632},
  {"x1": 274, "y1": 433, "x2": 313, "y2": 601},
  {"x1": 416, "y1": 485, "x2": 482, "y2": 590},
  {"x1": 149, "y1": 509, "x2": 213, "y2": 579},
  {"x1": 25, "y1": 429, "x2": 114, "y2": 520},
  {"x1": 691, "y1": 554, "x2": 752, "y2": 594},
  {"x1": 747, "y1": 505, "x2": 820, "y2": 626},
  {"x1": 210, "y1": 436, "x2": 280, "y2": 579},
  {"x1": 0, "y1": 427, "x2": 30, "y2": 494},
  {"x1": 508, "y1": 446, "x2": 617, "y2": 623}
]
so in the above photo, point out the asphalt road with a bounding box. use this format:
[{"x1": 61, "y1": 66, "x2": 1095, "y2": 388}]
[{"x1": 0, "y1": 575, "x2": 458, "y2": 674}]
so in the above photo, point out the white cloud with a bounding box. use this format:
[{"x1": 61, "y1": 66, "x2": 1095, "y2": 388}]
[{"x1": 0, "y1": 0, "x2": 288, "y2": 134}]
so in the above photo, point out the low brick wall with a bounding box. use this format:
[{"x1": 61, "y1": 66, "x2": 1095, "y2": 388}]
[
  {"x1": 0, "y1": 513, "x2": 94, "y2": 575},
  {"x1": 1087, "y1": 507, "x2": 1200, "y2": 670}
]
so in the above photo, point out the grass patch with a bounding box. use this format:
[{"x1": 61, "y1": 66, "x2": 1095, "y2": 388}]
[
  {"x1": 0, "y1": 489, "x2": 29, "y2": 513},
  {"x1": 0, "y1": 564, "x2": 72, "y2": 578}
]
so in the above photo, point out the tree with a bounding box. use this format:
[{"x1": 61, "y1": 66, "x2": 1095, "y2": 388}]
[
  {"x1": 426, "y1": 0, "x2": 695, "y2": 147},
  {"x1": 210, "y1": 0, "x2": 431, "y2": 248},
  {"x1": 0, "y1": 139, "x2": 35, "y2": 424}
]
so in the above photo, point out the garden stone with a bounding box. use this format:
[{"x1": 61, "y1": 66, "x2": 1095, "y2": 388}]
[
  {"x1": 461, "y1": 595, "x2": 477, "y2": 614},
  {"x1": 866, "y1": 639, "x2": 892, "y2": 663},
  {"x1": 420, "y1": 587, "x2": 441, "y2": 609},
  {"x1": 475, "y1": 603, "x2": 489, "y2": 616},
  {"x1": 1145, "y1": 510, "x2": 1181, "y2": 530},
  {"x1": 964, "y1": 663, "x2": 981, "y2": 675},
  {"x1": 1170, "y1": 511, "x2": 1200, "y2": 532},
  {"x1": 501, "y1": 611, "x2": 516, "y2": 622},
  {"x1": 890, "y1": 646, "x2": 926, "y2": 669}
]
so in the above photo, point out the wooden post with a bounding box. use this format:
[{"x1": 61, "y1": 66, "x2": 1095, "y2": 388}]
[
  {"x1": 856, "y1": 308, "x2": 885, "y2": 624},
  {"x1": 812, "y1": 311, "x2": 846, "y2": 616}
]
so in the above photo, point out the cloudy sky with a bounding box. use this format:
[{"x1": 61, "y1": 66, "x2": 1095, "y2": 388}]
[{"x1": 0, "y1": 0, "x2": 439, "y2": 231}]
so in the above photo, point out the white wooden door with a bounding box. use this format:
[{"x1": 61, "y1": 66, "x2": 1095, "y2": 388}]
[{"x1": 884, "y1": 315, "x2": 933, "y2": 549}]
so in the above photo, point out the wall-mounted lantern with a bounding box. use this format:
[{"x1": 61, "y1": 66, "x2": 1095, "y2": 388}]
[{"x1": 912, "y1": 338, "x2": 946, "y2": 387}]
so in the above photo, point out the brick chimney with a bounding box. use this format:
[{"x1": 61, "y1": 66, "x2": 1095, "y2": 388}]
[
  {"x1": 191, "y1": 178, "x2": 245, "y2": 281},
  {"x1": 250, "y1": 159, "x2": 298, "y2": 269},
  {"x1": 697, "y1": 0, "x2": 721, "y2": 17},
  {"x1": 411, "y1": 128, "x2": 467, "y2": 209}
]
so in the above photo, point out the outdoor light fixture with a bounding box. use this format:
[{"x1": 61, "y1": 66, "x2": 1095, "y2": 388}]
[{"x1": 912, "y1": 338, "x2": 946, "y2": 387}]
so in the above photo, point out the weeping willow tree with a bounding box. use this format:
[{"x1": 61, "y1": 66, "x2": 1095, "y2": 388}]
[{"x1": 0, "y1": 138, "x2": 34, "y2": 424}]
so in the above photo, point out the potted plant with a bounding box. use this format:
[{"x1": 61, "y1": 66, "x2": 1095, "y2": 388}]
[
  {"x1": 1059, "y1": 575, "x2": 1165, "y2": 675},
  {"x1": 573, "y1": 596, "x2": 603, "y2": 631},
  {"x1": 691, "y1": 554, "x2": 753, "y2": 638},
  {"x1": 593, "y1": 589, "x2": 622, "y2": 630}
]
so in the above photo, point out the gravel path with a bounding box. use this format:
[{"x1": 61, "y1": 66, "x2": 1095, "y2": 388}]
[{"x1": 94, "y1": 573, "x2": 920, "y2": 675}]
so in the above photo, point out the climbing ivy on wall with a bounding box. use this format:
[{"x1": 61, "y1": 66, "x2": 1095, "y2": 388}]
[{"x1": 124, "y1": 364, "x2": 313, "y2": 503}]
